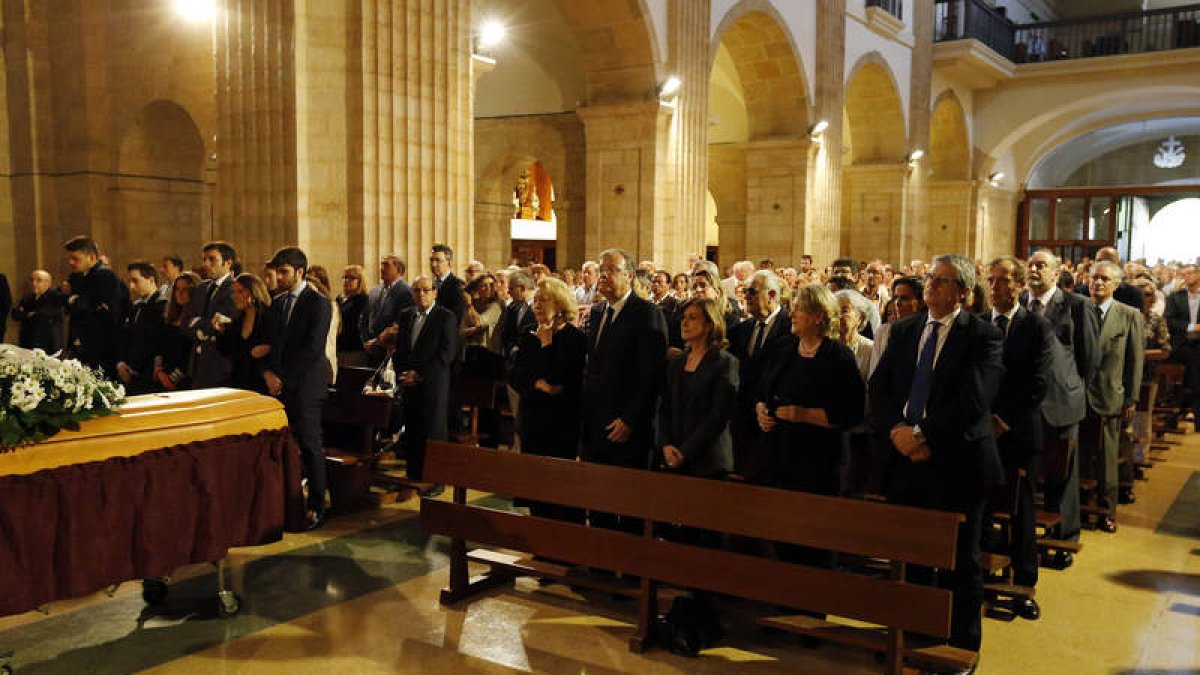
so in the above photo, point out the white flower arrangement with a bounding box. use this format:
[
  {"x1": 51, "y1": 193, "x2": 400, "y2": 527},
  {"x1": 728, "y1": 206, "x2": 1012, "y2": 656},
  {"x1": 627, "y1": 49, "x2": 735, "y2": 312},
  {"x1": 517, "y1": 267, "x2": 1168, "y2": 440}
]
[{"x1": 0, "y1": 346, "x2": 126, "y2": 449}]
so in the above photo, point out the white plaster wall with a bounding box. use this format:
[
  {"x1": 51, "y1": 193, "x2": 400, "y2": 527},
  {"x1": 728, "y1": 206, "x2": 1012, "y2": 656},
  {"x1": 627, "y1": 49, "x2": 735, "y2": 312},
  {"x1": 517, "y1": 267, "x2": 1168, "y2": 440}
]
[
  {"x1": 644, "y1": 0, "x2": 669, "y2": 69},
  {"x1": 844, "y1": 18, "x2": 913, "y2": 130},
  {"x1": 710, "y1": 0, "x2": 817, "y2": 106}
]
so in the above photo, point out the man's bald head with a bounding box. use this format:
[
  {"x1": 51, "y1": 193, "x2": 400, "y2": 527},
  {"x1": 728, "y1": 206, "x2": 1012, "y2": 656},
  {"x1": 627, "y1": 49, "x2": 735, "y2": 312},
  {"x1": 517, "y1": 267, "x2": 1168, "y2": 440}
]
[
  {"x1": 411, "y1": 275, "x2": 436, "y2": 310},
  {"x1": 1096, "y1": 247, "x2": 1121, "y2": 265},
  {"x1": 30, "y1": 270, "x2": 52, "y2": 295}
]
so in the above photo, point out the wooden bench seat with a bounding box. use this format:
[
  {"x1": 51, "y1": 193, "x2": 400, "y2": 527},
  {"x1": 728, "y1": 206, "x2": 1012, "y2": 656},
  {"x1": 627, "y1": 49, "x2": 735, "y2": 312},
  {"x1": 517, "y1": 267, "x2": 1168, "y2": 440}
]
[{"x1": 420, "y1": 442, "x2": 974, "y2": 674}]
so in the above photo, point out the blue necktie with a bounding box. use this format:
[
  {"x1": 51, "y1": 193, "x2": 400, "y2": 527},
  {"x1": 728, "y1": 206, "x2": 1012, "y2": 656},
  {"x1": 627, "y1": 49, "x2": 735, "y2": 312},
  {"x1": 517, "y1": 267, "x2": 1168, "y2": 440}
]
[
  {"x1": 906, "y1": 322, "x2": 940, "y2": 424},
  {"x1": 280, "y1": 293, "x2": 295, "y2": 327}
]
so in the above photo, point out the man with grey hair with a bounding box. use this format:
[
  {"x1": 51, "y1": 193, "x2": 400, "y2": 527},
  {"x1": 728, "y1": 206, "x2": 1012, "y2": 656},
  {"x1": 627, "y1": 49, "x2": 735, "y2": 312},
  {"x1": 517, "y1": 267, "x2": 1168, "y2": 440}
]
[
  {"x1": 1084, "y1": 259, "x2": 1144, "y2": 532},
  {"x1": 362, "y1": 254, "x2": 414, "y2": 348},
  {"x1": 12, "y1": 269, "x2": 65, "y2": 353},
  {"x1": 722, "y1": 260, "x2": 754, "y2": 297},
  {"x1": 575, "y1": 260, "x2": 599, "y2": 306},
  {"x1": 870, "y1": 252, "x2": 1004, "y2": 654},
  {"x1": 583, "y1": 248, "x2": 667, "y2": 533},
  {"x1": 729, "y1": 270, "x2": 790, "y2": 479},
  {"x1": 1021, "y1": 248, "x2": 1097, "y2": 564},
  {"x1": 500, "y1": 270, "x2": 537, "y2": 451}
]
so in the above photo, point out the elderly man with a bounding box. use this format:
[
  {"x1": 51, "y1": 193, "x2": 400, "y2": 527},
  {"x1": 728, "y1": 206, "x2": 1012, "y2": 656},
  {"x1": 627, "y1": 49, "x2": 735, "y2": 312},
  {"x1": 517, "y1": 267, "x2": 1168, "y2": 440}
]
[
  {"x1": 575, "y1": 260, "x2": 599, "y2": 306},
  {"x1": 862, "y1": 260, "x2": 890, "y2": 316},
  {"x1": 463, "y1": 260, "x2": 486, "y2": 283},
  {"x1": 728, "y1": 270, "x2": 790, "y2": 480},
  {"x1": 721, "y1": 260, "x2": 754, "y2": 298},
  {"x1": 11, "y1": 270, "x2": 65, "y2": 353},
  {"x1": 1021, "y1": 249, "x2": 1097, "y2": 563},
  {"x1": 1095, "y1": 246, "x2": 1143, "y2": 309},
  {"x1": 870, "y1": 253, "x2": 1004, "y2": 654},
  {"x1": 1084, "y1": 260, "x2": 1144, "y2": 533},
  {"x1": 362, "y1": 255, "x2": 415, "y2": 346},
  {"x1": 388, "y1": 275, "x2": 457, "y2": 494},
  {"x1": 986, "y1": 256, "x2": 1054, "y2": 620},
  {"x1": 583, "y1": 248, "x2": 667, "y2": 532}
]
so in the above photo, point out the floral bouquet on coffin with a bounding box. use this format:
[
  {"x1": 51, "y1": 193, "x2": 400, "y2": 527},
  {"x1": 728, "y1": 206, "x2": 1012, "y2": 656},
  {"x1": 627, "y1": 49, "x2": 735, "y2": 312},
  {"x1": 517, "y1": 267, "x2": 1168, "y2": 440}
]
[{"x1": 0, "y1": 345, "x2": 126, "y2": 449}]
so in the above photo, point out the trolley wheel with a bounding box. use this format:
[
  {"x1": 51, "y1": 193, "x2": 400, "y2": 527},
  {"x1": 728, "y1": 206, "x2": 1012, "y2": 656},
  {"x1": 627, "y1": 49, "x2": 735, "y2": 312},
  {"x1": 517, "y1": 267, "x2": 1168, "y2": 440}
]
[
  {"x1": 142, "y1": 578, "x2": 169, "y2": 606},
  {"x1": 218, "y1": 591, "x2": 240, "y2": 617}
]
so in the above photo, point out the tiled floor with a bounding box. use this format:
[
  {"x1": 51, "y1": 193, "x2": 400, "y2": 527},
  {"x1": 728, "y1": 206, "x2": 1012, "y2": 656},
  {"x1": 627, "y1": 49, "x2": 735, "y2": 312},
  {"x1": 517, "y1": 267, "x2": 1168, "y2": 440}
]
[{"x1": 3, "y1": 437, "x2": 1198, "y2": 674}]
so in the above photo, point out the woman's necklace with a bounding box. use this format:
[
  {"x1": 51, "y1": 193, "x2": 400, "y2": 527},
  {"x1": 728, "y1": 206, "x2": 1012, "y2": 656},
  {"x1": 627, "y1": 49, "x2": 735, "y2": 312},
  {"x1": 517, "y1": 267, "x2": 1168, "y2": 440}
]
[{"x1": 798, "y1": 337, "x2": 821, "y2": 357}]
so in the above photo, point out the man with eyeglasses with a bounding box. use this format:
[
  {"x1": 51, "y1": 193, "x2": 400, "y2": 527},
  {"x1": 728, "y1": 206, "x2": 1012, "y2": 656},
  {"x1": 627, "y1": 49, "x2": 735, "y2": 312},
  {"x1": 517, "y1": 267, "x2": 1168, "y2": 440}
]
[
  {"x1": 582, "y1": 248, "x2": 667, "y2": 533},
  {"x1": 870, "y1": 254, "x2": 1004, "y2": 656},
  {"x1": 728, "y1": 270, "x2": 790, "y2": 480},
  {"x1": 1021, "y1": 249, "x2": 1098, "y2": 564},
  {"x1": 1083, "y1": 261, "x2": 1144, "y2": 533}
]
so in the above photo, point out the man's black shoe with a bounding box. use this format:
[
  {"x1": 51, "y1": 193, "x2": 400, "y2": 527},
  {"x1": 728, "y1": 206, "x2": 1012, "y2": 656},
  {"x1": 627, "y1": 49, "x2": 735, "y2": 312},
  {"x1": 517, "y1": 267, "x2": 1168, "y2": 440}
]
[{"x1": 1015, "y1": 598, "x2": 1041, "y2": 621}]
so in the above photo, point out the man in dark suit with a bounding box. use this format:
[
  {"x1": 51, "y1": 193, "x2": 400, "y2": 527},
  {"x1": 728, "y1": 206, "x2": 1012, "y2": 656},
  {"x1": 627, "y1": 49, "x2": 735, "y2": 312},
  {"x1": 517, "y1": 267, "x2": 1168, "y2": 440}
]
[
  {"x1": 264, "y1": 247, "x2": 333, "y2": 529},
  {"x1": 0, "y1": 271, "x2": 10, "y2": 343},
  {"x1": 1022, "y1": 249, "x2": 1098, "y2": 561},
  {"x1": 12, "y1": 270, "x2": 65, "y2": 353},
  {"x1": 387, "y1": 275, "x2": 457, "y2": 493},
  {"x1": 1163, "y1": 263, "x2": 1200, "y2": 429},
  {"x1": 650, "y1": 269, "x2": 683, "y2": 349},
  {"x1": 116, "y1": 261, "x2": 166, "y2": 395},
  {"x1": 62, "y1": 236, "x2": 126, "y2": 378},
  {"x1": 728, "y1": 269, "x2": 790, "y2": 479},
  {"x1": 361, "y1": 254, "x2": 415, "y2": 346},
  {"x1": 1084, "y1": 261, "x2": 1144, "y2": 533},
  {"x1": 582, "y1": 248, "x2": 668, "y2": 533},
  {"x1": 986, "y1": 256, "x2": 1053, "y2": 620},
  {"x1": 870, "y1": 253, "x2": 1004, "y2": 653},
  {"x1": 499, "y1": 271, "x2": 538, "y2": 451},
  {"x1": 190, "y1": 241, "x2": 239, "y2": 388},
  {"x1": 430, "y1": 244, "x2": 467, "y2": 325}
]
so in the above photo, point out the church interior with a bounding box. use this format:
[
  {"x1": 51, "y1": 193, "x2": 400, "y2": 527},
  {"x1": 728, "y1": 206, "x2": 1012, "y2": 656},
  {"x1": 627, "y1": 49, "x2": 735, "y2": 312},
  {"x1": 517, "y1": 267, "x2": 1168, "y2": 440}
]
[{"x1": 1, "y1": 0, "x2": 1200, "y2": 673}]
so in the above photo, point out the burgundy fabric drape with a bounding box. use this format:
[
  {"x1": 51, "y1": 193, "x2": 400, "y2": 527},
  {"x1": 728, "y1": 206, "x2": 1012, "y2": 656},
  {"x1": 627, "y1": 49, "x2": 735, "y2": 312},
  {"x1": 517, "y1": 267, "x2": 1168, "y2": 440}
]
[{"x1": 0, "y1": 428, "x2": 303, "y2": 616}]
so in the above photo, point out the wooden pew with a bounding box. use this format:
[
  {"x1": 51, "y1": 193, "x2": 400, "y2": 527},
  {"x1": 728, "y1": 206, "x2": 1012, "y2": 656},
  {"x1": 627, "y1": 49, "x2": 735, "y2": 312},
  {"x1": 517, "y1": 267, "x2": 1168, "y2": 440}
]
[
  {"x1": 420, "y1": 442, "x2": 975, "y2": 674},
  {"x1": 321, "y1": 366, "x2": 397, "y2": 512}
]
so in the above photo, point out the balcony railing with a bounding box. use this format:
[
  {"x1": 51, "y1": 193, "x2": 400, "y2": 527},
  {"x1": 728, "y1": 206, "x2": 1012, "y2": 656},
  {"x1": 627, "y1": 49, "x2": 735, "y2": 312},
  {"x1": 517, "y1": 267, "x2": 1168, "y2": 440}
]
[
  {"x1": 935, "y1": 0, "x2": 1014, "y2": 58},
  {"x1": 934, "y1": 1, "x2": 1200, "y2": 63},
  {"x1": 866, "y1": 0, "x2": 904, "y2": 21}
]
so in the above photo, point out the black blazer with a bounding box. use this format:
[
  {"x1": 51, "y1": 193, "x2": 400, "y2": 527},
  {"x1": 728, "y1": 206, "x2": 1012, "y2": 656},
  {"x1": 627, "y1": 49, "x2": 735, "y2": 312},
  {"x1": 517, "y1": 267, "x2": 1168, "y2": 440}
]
[
  {"x1": 391, "y1": 305, "x2": 458, "y2": 439},
  {"x1": 1021, "y1": 287, "x2": 1099, "y2": 383},
  {"x1": 120, "y1": 296, "x2": 167, "y2": 392},
  {"x1": 727, "y1": 309, "x2": 791, "y2": 433},
  {"x1": 500, "y1": 301, "x2": 537, "y2": 360},
  {"x1": 435, "y1": 273, "x2": 467, "y2": 325},
  {"x1": 657, "y1": 348, "x2": 739, "y2": 478},
  {"x1": 510, "y1": 324, "x2": 587, "y2": 459},
  {"x1": 869, "y1": 310, "x2": 1005, "y2": 498},
  {"x1": 1163, "y1": 289, "x2": 1193, "y2": 352},
  {"x1": 191, "y1": 275, "x2": 238, "y2": 388},
  {"x1": 992, "y1": 308, "x2": 1053, "y2": 464},
  {"x1": 12, "y1": 290, "x2": 65, "y2": 353},
  {"x1": 656, "y1": 295, "x2": 683, "y2": 349},
  {"x1": 582, "y1": 294, "x2": 668, "y2": 466},
  {"x1": 268, "y1": 285, "x2": 333, "y2": 399},
  {"x1": 65, "y1": 262, "x2": 126, "y2": 373}
]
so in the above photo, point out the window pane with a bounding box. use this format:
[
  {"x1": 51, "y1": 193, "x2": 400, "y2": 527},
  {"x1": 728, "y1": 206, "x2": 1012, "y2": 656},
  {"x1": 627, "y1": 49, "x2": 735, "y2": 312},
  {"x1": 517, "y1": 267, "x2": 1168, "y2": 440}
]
[
  {"x1": 1030, "y1": 199, "x2": 1051, "y2": 240},
  {"x1": 1055, "y1": 197, "x2": 1086, "y2": 241},
  {"x1": 1089, "y1": 199, "x2": 1112, "y2": 241}
]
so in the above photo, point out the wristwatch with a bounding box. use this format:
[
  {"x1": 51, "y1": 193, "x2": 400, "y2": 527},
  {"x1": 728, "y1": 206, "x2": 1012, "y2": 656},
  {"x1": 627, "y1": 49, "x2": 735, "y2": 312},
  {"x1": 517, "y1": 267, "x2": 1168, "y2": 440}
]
[{"x1": 912, "y1": 425, "x2": 926, "y2": 444}]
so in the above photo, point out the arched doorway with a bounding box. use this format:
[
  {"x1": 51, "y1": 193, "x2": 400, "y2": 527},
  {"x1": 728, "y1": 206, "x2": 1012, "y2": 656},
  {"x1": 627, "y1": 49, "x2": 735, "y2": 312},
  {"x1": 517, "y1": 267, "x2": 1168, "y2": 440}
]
[
  {"x1": 1135, "y1": 198, "x2": 1200, "y2": 263},
  {"x1": 927, "y1": 90, "x2": 973, "y2": 254},
  {"x1": 112, "y1": 99, "x2": 206, "y2": 267},
  {"x1": 842, "y1": 57, "x2": 907, "y2": 262},
  {"x1": 708, "y1": 4, "x2": 809, "y2": 267}
]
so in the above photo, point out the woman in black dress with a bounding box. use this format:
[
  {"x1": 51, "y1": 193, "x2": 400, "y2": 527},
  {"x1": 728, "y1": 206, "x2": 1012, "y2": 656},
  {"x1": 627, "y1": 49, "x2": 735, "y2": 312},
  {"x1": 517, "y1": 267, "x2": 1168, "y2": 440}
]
[
  {"x1": 337, "y1": 264, "x2": 369, "y2": 367},
  {"x1": 510, "y1": 276, "x2": 587, "y2": 523},
  {"x1": 154, "y1": 272, "x2": 201, "y2": 391},
  {"x1": 657, "y1": 297, "x2": 738, "y2": 479},
  {"x1": 214, "y1": 273, "x2": 273, "y2": 394},
  {"x1": 756, "y1": 283, "x2": 865, "y2": 497}
]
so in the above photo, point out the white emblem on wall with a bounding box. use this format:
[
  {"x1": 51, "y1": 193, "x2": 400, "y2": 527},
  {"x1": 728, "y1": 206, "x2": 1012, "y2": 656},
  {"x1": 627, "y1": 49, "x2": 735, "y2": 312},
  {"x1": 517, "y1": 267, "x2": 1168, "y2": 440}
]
[{"x1": 1153, "y1": 136, "x2": 1186, "y2": 169}]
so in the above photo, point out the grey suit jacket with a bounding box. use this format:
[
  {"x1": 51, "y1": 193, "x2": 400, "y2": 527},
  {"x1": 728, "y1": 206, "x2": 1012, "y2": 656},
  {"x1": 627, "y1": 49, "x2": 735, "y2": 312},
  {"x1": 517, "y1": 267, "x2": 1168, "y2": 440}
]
[
  {"x1": 1022, "y1": 287, "x2": 1098, "y2": 428},
  {"x1": 1087, "y1": 301, "x2": 1145, "y2": 417}
]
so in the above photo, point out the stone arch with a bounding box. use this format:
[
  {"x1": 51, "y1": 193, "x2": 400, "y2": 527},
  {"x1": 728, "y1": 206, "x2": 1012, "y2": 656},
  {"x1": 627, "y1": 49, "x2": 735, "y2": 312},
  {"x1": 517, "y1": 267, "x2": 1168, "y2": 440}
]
[
  {"x1": 929, "y1": 89, "x2": 970, "y2": 181},
  {"x1": 111, "y1": 99, "x2": 206, "y2": 266},
  {"x1": 474, "y1": 114, "x2": 585, "y2": 268},
  {"x1": 843, "y1": 53, "x2": 907, "y2": 164},
  {"x1": 710, "y1": 2, "x2": 809, "y2": 139},
  {"x1": 552, "y1": 0, "x2": 660, "y2": 104}
]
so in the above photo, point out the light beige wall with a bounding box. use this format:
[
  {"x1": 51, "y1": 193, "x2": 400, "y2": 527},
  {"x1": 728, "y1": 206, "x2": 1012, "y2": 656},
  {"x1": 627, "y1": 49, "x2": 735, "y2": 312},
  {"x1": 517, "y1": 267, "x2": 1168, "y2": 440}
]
[{"x1": 708, "y1": 143, "x2": 747, "y2": 268}]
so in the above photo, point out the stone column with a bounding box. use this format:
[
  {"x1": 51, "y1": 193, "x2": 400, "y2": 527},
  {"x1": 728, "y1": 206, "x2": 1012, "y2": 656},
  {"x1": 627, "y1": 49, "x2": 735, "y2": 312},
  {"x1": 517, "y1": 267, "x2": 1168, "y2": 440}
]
[
  {"x1": 663, "y1": 0, "x2": 710, "y2": 271},
  {"x1": 745, "y1": 137, "x2": 810, "y2": 265},
  {"x1": 905, "y1": 0, "x2": 934, "y2": 260},
  {"x1": 577, "y1": 102, "x2": 672, "y2": 263},
  {"x1": 709, "y1": 143, "x2": 747, "y2": 267},
  {"x1": 472, "y1": 199, "x2": 511, "y2": 269},
  {"x1": 805, "y1": 0, "x2": 848, "y2": 266}
]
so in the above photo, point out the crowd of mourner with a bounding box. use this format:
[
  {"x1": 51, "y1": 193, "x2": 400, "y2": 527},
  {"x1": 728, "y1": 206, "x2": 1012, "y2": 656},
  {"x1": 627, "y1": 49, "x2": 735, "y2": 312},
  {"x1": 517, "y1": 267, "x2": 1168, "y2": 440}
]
[{"x1": 3, "y1": 235, "x2": 1197, "y2": 657}]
